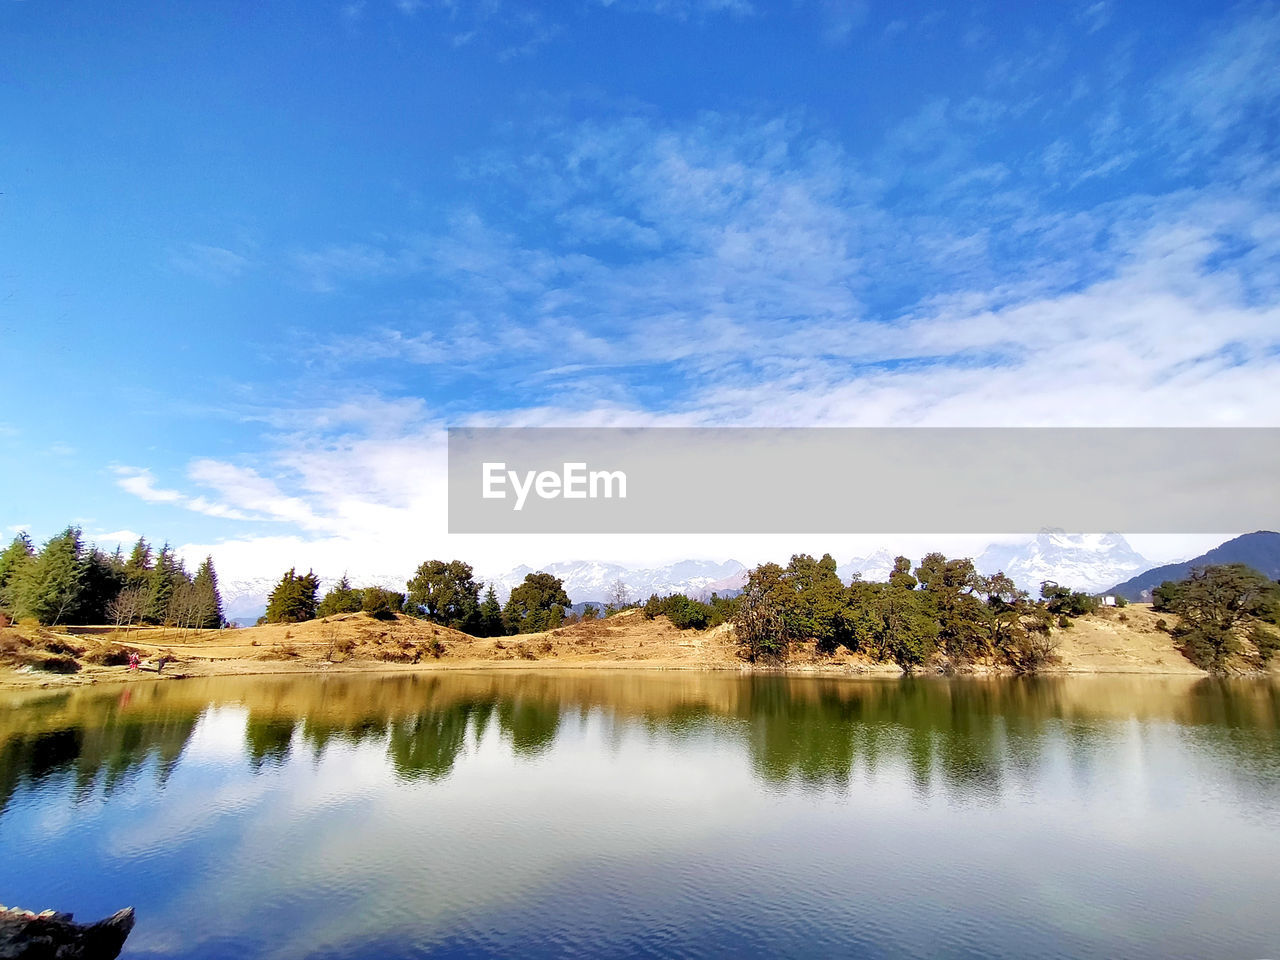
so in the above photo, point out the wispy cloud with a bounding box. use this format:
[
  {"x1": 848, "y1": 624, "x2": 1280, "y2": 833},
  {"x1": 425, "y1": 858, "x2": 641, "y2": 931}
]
[
  {"x1": 105, "y1": 3, "x2": 1280, "y2": 580},
  {"x1": 170, "y1": 242, "x2": 252, "y2": 282},
  {"x1": 113, "y1": 466, "x2": 257, "y2": 521}
]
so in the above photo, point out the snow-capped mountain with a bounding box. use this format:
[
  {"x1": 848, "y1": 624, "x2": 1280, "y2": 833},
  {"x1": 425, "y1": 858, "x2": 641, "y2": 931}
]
[
  {"x1": 975, "y1": 531, "x2": 1150, "y2": 595},
  {"x1": 835, "y1": 533, "x2": 1149, "y2": 595},
  {"x1": 837, "y1": 548, "x2": 899, "y2": 584},
  {"x1": 483, "y1": 559, "x2": 748, "y2": 604}
]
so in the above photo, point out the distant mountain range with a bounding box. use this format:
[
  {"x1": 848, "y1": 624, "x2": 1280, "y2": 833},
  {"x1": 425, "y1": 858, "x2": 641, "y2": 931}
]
[
  {"x1": 484, "y1": 559, "x2": 748, "y2": 605},
  {"x1": 976, "y1": 531, "x2": 1151, "y2": 594},
  {"x1": 1108, "y1": 531, "x2": 1280, "y2": 601},
  {"x1": 842, "y1": 532, "x2": 1151, "y2": 595}
]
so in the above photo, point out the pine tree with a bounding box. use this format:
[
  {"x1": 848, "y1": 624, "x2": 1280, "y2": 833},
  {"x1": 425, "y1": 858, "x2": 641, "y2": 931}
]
[
  {"x1": 193, "y1": 556, "x2": 224, "y2": 629},
  {"x1": 124, "y1": 537, "x2": 153, "y2": 587},
  {"x1": 19, "y1": 527, "x2": 87, "y2": 625},
  {"x1": 80, "y1": 547, "x2": 126, "y2": 624},
  {"x1": 317, "y1": 574, "x2": 363, "y2": 618},
  {"x1": 0, "y1": 532, "x2": 36, "y2": 614},
  {"x1": 478, "y1": 584, "x2": 504, "y2": 637},
  {"x1": 265, "y1": 568, "x2": 320, "y2": 623},
  {"x1": 147, "y1": 544, "x2": 182, "y2": 624}
]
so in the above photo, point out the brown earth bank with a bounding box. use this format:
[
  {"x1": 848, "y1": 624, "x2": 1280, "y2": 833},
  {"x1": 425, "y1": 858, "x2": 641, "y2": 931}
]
[{"x1": 0, "y1": 604, "x2": 1272, "y2": 691}]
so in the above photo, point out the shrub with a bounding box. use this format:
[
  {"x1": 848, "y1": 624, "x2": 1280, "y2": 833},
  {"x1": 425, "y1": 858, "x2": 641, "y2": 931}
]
[
  {"x1": 1005, "y1": 633, "x2": 1061, "y2": 674},
  {"x1": 34, "y1": 654, "x2": 80, "y2": 674},
  {"x1": 363, "y1": 588, "x2": 403, "y2": 620},
  {"x1": 41, "y1": 638, "x2": 83, "y2": 657},
  {"x1": 1057, "y1": 615, "x2": 1072, "y2": 628},
  {"x1": 83, "y1": 644, "x2": 132, "y2": 666}
]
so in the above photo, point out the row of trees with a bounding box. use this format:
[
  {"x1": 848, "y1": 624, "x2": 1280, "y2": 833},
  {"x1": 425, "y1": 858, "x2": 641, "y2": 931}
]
[
  {"x1": 730, "y1": 553, "x2": 1065, "y2": 672},
  {"x1": 262, "y1": 561, "x2": 572, "y2": 637},
  {"x1": 0, "y1": 529, "x2": 223, "y2": 629},
  {"x1": 641, "y1": 592, "x2": 736, "y2": 630}
]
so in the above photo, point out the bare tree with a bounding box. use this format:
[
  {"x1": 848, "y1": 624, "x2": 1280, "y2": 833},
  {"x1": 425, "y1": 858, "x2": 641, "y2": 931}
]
[
  {"x1": 608, "y1": 577, "x2": 631, "y2": 612},
  {"x1": 106, "y1": 586, "x2": 146, "y2": 632}
]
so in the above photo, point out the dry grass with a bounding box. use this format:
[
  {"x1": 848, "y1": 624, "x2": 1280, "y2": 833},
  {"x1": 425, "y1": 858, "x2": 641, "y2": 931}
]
[{"x1": 3, "y1": 603, "x2": 1277, "y2": 689}]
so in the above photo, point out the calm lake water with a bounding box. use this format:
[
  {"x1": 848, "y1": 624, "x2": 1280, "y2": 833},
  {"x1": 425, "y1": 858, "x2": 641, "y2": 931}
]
[{"x1": 1, "y1": 671, "x2": 1278, "y2": 959}]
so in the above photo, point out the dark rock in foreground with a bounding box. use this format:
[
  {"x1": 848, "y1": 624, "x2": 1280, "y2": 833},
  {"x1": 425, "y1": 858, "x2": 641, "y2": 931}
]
[{"x1": 0, "y1": 905, "x2": 134, "y2": 960}]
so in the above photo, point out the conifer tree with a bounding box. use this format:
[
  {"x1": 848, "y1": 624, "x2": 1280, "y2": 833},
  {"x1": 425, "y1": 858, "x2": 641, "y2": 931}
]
[
  {"x1": 124, "y1": 537, "x2": 153, "y2": 587},
  {"x1": 265, "y1": 568, "x2": 320, "y2": 623},
  {"x1": 0, "y1": 532, "x2": 36, "y2": 614},
  {"x1": 316, "y1": 574, "x2": 363, "y2": 618},
  {"x1": 193, "y1": 556, "x2": 224, "y2": 628},
  {"x1": 478, "y1": 584, "x2": 504, "y2": 637},
  {"x1": 147, "y1": 544, "x2": 182, "y2": 624},
  {"x1": 80, "y1": 547, "x2": 126, "y2": 624},
  {"x1": 19, "y1": 527, "x2": 87, "y2": 625}
]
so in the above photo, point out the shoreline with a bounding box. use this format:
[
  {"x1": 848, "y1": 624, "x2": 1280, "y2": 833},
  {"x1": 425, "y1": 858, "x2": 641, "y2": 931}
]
[
  {"x1": 5, "y1": 602, "x2": 1273, "y2": 692},
  {"x1": 1, "y1": 654, "x2": 1256, "y2": 693}
]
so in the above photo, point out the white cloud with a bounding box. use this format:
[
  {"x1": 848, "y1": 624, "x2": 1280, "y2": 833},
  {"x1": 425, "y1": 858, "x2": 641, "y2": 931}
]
[
  {"x1": 114, "y1": 467, "x2": 185, "y2": 504},
  {"x1": 115, "y1": 8, "x2": 1280, "y2": 584}
]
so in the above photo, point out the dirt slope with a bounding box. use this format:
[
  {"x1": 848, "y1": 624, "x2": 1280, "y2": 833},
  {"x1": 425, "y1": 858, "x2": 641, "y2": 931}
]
[{"x1": 1, "y1": 603, "x2": 1273, "y2": 689}]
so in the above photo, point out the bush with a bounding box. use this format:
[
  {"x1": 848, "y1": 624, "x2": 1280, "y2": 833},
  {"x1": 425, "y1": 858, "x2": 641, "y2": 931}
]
[
  {"x1": 1005, "y1": 633, "x2": 1061, "y2": 674},
  {"x1": 363, "y1": 588, "x2": 404, "y2": 620},
  {"x1": 34, "y1": 654, "x2": 80, "y2": 674},
  {"x1": 41, "y1": 638, "x2": 83, "y2": 657},
  {"x1": 83, "y1": 644, "x2": 132, "y2": 666},
  {"x1": 1057, "y1": 615, "x2": 1072, "y2": 628},
  {"x1": 644, "y1": 593, "x2": 713, "y2": 630}
]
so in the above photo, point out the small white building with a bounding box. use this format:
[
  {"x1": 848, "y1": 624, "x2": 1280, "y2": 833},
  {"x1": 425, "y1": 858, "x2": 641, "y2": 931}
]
[{"x1": 1097, "y1": 594, "x2": 1117, "y2": 607}]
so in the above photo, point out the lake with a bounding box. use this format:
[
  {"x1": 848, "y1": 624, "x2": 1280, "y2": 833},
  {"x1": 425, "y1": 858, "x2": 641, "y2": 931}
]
[{"x1": 1, "y1": 671, "x2": 1277, "y2": 959}]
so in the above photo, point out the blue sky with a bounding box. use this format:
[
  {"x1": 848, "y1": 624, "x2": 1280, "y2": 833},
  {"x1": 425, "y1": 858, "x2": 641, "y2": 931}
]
[{"x1": 2, "y1": 0, "x2": 1278, "y2": 580}]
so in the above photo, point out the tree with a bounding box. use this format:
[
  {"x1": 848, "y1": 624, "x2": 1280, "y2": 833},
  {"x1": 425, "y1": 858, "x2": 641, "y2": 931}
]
[
  {"x1": 106, "y1": 586, "x2": 147, "y2": 630},
  {"x1": 406, "y1": 560, "x2": 481, "y2": 629},
  {"x1": 192, "y1": 556, "x2": 224, "y2": 628},
  {"x1": 477, "y1": 584, "x2": 504, "y2": 637},
  {"x1": 915, "y1": 553, "x2": 989, "y2": 661},
  {"x1": 608, "y1": 577, "x2": 632, "y2": 612},
  {"x1": 317, "y1": 574, "x2": 363, "y2": 618},
  {"x1": 1165, "y1": 564, "x2": 1280, "y2": 672},
  {"x1": 362, "y1": 587, "x2": 404, "y2": 620},
  {"x1": 147, "y1": 544, "x2": 183, "y2": 625},
  {"x1": 0, "y1": 532, "x2": 36, "y2": 614},
  {"x1": 123, "y1": 537, "x2": 153, "y2": 587},
  {"x1": 79, "y1": 547, "x2": 125, "y2": 624},
  {"x1": 265, "y1": 568, "x2": 320, "y2": 624},
  {"x1": 502, "y1": 572, "x2": 570, "y2": 634},
  {"x1": 19, "y1": 527, "x2": 87, "y2": 625},
  {"x1": 782, "y1": 553, "x2": 849, "y2": 650},
  {"x1": 732, "y1": 563, "x2": 792, "y2": 662},
  {"x1": 872, "y1": 580, "x2": 938, "y2": 672}
]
